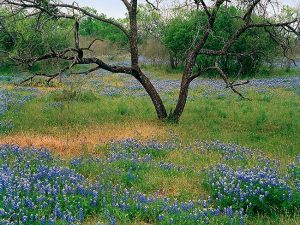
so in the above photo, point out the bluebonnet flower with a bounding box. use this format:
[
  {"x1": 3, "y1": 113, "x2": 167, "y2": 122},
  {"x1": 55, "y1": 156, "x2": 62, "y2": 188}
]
[
  {"x1": 207, "y1": 161, "x2": 299, "y2": 214},
  {"x1": 0, "y1": 145, "x2": 103, "y2": 223},
  {"x1": 0, "y1": 87, "x2": 37, "y2": 116}
]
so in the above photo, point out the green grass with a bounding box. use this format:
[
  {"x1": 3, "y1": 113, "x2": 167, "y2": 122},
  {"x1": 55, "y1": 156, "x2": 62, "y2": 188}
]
[
  {"x1": 141, "y1": 64, "x2": 183, "y2": 79},
  {"x1": 3, "y1": 95, "x2": 154, "y2": 133},
  {"x1": 177, "y1": 89, "x2": 300, "y2": 157},
  {"x1": 3, "y1": 87, "x2": 299, "y2": 157}
]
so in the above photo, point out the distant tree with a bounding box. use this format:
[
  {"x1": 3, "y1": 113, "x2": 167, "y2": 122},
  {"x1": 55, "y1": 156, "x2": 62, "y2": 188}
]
[
  {"x1": 163, "y1": 10, "x2": 197, "y2": 69},
  {"x1": 137, "y1": 4, "x2": 169, "y2": 64},
  {"x1": 276, "y1": 5, "x2": 300, "y2": 69},
  {"x1": 0, "y1": 8, "x2": 72, "y2": 67},
  {"x1": 163, "y1": 6, "x2": 279, "y2": 76},
  {"x1": 0, "y1": 9, "x2": 15, "y2": 64},
  {"x1": 80, "y1": 9, "x2": 128, "y2": 47},
  {"x1": 0, "y1": 0, "x2": 299, "y2": 122}
]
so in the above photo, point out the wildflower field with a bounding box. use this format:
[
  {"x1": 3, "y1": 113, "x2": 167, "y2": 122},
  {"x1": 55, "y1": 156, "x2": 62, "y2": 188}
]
[{"x1": 0, "y1": 66, "x2": 299, "y2": 224}]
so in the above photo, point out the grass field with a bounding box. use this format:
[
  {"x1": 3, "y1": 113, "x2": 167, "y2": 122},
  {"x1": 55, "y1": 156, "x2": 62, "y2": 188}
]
[{"x1": 0, "y1": 65, "x2": 299, "y2": 224}]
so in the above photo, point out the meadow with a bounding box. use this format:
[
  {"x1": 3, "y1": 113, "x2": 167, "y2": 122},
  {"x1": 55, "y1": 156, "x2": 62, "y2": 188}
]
[{"x1": 0, "y1": 65, "x2": 299, "y2": 225}]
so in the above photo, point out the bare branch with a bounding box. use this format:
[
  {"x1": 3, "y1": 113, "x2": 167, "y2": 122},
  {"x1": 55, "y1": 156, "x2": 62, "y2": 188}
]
[
  {"x1": 145, "y1": 0, "x2": 160, "y2": 11},
  {"x1": 222, "y1": 19, "x2": 299, "y2": 53},
  {"x1": 243, "y1": 0, "x2": 262, "y2": 23},
  {"x1": 82, "y1": 39, "x2": 104, "y2": 51},
  {"x1": 214, "y1": 64, "x2": 250, "y2": 100},
  {"x1": 71, "y1": 66, "x2": 100, "y2": 75},
  {"x1": 197, "y1": 0, "x2": 211, "y2": 17},
  {"x1": 189, "y1": 64, "x2": 250, "y2": 100},
  {"x1": 20, "y1": 65, "x2": 70, "y2": 84},
  {"x1": 121, "y1": 0, "x2": 131, "y2": 11}
]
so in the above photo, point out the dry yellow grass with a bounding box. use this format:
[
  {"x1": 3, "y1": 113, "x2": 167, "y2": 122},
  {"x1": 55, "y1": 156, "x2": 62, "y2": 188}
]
[{"x1": 0, "y1": 122, "x2": 167, "y2": 158}]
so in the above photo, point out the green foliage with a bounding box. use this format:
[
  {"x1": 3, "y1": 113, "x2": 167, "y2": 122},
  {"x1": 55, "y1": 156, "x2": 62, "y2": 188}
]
[
  {"x1": 0, "y1": 30, "x2": 14, "y2": 52},
  {"x1": 0, "y1": 9, "x2": 72, "y2": 69},
  {"x1": 80, "y1": 14, "x2": 128, "y2": 46},
  {"x1": 163, "y1": 11, "x2": 202, "y2": 60},
  {"x1": 163, "y1": 7, "x2": 279, "y2": 76}
]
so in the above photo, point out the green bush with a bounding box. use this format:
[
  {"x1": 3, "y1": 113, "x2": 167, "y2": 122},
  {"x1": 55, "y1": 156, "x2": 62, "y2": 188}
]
[{"x1": 163, "y1": 7, "x2": 279, "y2": 77}]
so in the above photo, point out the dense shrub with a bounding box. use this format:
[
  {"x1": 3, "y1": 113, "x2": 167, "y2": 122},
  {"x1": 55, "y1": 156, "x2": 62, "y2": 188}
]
[{"x1": 0, "y1": 9, "x2": 72, "y2": 70}]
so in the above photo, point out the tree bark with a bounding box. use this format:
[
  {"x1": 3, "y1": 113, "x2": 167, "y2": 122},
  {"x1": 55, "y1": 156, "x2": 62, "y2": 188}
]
[
  {"x1": 138, "y1": 70, "x2": 168, "y2": 119},
  {"x1": 168, "y1": 76, "x2": 190, "y2": 122},
  {"x1": 128, "y1": 1, "x2": 139, "y2": 67}
]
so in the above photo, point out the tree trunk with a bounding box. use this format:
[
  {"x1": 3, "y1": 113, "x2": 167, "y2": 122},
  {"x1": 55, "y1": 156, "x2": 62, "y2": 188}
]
[
  {"x1": 169, "y1": 52, "x2": 196, "y2": 122},
  {"x1": 168, "y1": 76, "x2": 190, "y2": 122},
  {"x1": 128, "y1": 3, "x2": 139, "y2": 68},
  {"x1": 138, "y1": 71, "x2": 168, "y2": 119},
  {"x1": 170, "y1": 53, "x2": 176, "y2": 69},
  {"x1": 133, "y1": 67, "x2": 168, "y2": 120}
]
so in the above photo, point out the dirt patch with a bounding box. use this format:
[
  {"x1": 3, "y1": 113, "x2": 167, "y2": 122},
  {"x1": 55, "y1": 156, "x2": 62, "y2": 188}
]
[{"x1": 0, "y1": 122, "x2": 167, "y2": 158}]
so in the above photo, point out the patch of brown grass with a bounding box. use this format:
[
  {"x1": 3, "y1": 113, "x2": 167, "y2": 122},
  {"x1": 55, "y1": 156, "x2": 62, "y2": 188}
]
[{"x1": 0, "y1": 122, "x2": 167, "y2": 158}]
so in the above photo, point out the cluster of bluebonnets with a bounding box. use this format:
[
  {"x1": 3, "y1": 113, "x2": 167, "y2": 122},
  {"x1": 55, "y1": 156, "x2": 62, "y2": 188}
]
[
  {"x1": 287, "y1": 157, "x2": 300, "y2": 193},
  {"x1": 0, "y1": 145, "x2": 106, "y2": 224},
  {"x1": 0, "y1": 87, "x2": 37, "y2": 115},
  {"x1": 187, "y1": 140, "x2": 268, "y2": 163},
  {"x1": 0, "y1": 89, "x2": 15, "y2": 115},
  {"x1": 207, "y1": 163, "x2": 299, "y2": 215},
  {"x1": 0, "y1": 138, "x2": 299, "y2": 224}
]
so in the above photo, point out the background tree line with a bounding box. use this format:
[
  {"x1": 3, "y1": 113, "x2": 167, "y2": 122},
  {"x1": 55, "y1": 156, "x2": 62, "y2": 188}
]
[{"x1": 1, "y1": 4, "x2": 298, "y2": 77}]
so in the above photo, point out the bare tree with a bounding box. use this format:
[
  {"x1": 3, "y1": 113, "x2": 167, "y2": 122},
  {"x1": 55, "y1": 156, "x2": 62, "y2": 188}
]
[{"x1": 0, "y1": 0, "x2": 299, "y2": 122}]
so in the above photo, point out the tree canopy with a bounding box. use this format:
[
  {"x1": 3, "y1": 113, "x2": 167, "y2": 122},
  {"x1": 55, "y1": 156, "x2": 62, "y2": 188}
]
[
  {"x1": 80, "y1": 12, "x2": 128, "y2": 47},
  {"x1": 163, "y1": 6, "x2": 279, "y2": 76}
]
